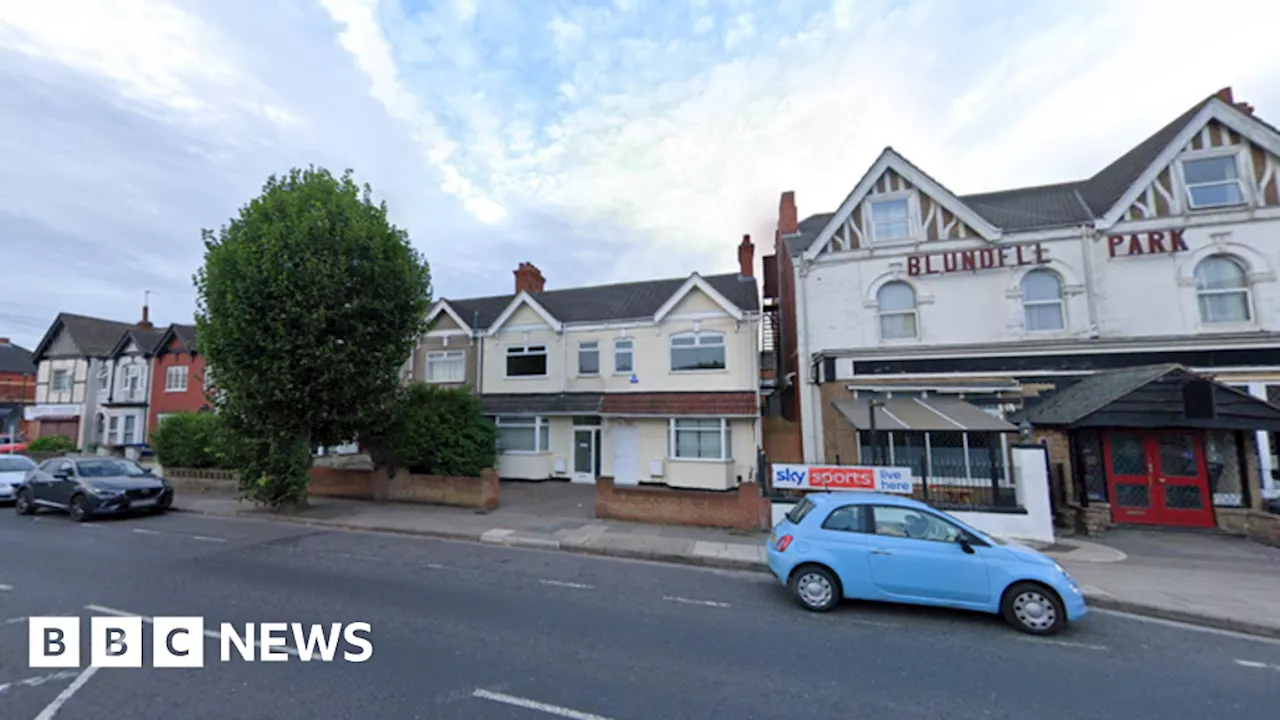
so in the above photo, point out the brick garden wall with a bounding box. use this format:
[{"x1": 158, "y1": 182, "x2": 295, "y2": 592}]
[
  {"x1": 307, "y1": 466, "x2": 499, "y2": 510},
  {"x1": 595, "y1": 476, "x2": 770, "y2": 530}
]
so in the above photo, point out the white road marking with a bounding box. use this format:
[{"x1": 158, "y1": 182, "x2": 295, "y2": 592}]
[
  {"x1": 426, "y1": 563, "x2": 446, "y2": 569},
  {"x1": 132, "y1": 528, "x2": 161, "y2": 535},
  {"x1": 1013, "y1": 637, "x2": 1109, "y2": 651},
  {"x1": 2, "y1": 616, "x2": 27, "y2": 626},
  {"x1": 472, "y1": 688, "x2": 614, "y2": 720},
  {"x1": 1235, "y1": 659, "x2": 1268, "y2": 668},
  {"x1": 662, "y1": 595, "x2": 730, "y2": 608},
  {"x1": 32, "y1": 666, "x2": 98, "y2": 720},
  {"x1": 1094, "y1": 608, "x2": 1280, "y2": 645},
  {"x1": 84, "y1": 604, "x2": 300, "y2": 657},
  {"x1": 0, "y1": 583, "x2": 12, "y2": 591},
  {"x1": 0, "y1": 670, "x2": 82, "y2": 696},
  {"x1": 191, "y1": 535, "x2": 227, "y2": 543},
  {"x1": 538, "y1": 579, "x2": 593, "y2": 590}
]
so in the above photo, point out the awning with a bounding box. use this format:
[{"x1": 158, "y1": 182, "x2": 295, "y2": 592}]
[{"x1": 831, "y1": 396, "x2": 1017, "y2": 433}]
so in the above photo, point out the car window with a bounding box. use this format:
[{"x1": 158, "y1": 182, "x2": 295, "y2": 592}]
[
  {"x1": 76, "y1": 459, "x2": 148, "y2": 477},
  {"x1": 785, "y1": 496, "x2": 816, "y2": 524},
  {"x1": 0, "y1": 457, "x2": 36, "y2": 472},
  {"x1": 870, "y1": 505, "x2": 964, "y2": 543},
  {"x1": 821, "y1": 506, "x2": 866, "y2": 533}
]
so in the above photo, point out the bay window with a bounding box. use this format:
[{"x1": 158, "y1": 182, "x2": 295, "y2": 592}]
[
  {"x1": 427, "y1": 350, "x2": 466, "y2": 383},
  {"x1": 494, "y1": 416, "x2": 550, "y2": 453},
  {"x1": 670, "y1": 418, "x2": 732, "y2": 461}
]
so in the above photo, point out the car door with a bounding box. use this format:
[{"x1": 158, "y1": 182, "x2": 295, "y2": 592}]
[
  {"x1": 28, "y1": 461, "x2": 62, "y2": 506},
  {"x1": 864, "y1": 505, "x2": 991, "y2": 607},
  {"x1": 46, "y1": 460, "x2": 76, "y2": 507},
  {"x1": 806, "y1": 504, "x2": 875, "y2": 599}
]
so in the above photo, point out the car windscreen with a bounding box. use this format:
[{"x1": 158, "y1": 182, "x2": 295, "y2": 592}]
[
  {"x1": 75, "y1": 460, "x2": 148, "y2": 477},
  {"x1": 785, "y1": 496, "x2": 816, "y2": 524},
  {"x1": 0, "y1": 457, "x2": 35, "y2": 472}
]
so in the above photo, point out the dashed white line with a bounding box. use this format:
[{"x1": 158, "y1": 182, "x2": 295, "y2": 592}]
[
  {"x1": 191, "y1": 535, "x2": 227, "y2": 543},
  {"x1": 538, "y1": 579, "x2": 593, "y2": 590},
  {"x1": 32, "y1": 666, "x2": 98, "y2": 720},
  {"x1": 426, "y1": 563, "x2": 447, "y2": 569},
  {"x1": 0, "y1": 583, "x2": 12, "y2": 591},
  {"x1": 132, "y1": 528, "x2": 161, "y2": 535},
  {"x1": 472, "y1": 688, "x2": 614, "y2": 720},
  {"x1": 85, "y1": 604, "x2": 300, "y2": 657},
  {"x1": 0, "y1": 670, "x2": 82, "y2": 696},
  {"x1": 1235, "y1": 659, "x2": 1269, "y2": 668},
  {"x1": 2, "y1": 616, "x2": 27, "y2": 626},
  {"x1": 1013, "y1": 637, "x2": 1109, "y2": 651},
  {"x1": 662, "y1": 595, "x2": 730, "y2": 608}
]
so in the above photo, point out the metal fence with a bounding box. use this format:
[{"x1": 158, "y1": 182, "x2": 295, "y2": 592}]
[{"x1": 857, "y1": 429, "x2": 1017, "y2": 510}]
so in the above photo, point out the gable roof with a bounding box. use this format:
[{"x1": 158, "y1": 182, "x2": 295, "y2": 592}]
[
  {"x1": 108, "y1": 327, "x2": 165, "y2": 359},
  {"x1": 653, "y1": 273, "x2": 746, "y2": 322},
  {"x1": 486, "y1": 292, "x2": 564, "y2": 335},
  {"x1": 444, "y1": 272, "x2": 760, "y2": 331},
  {"x1": 155, "y1": 324, "x2": 198, "y2": 355},
  {"x1": 425, "y1": 301, "x2": 474, "y2": 334},
  {"x1": 1022, "y1": 364, "x2": 1180, "y2": 426},
  {"x1": 31, "y1": 313, "x2": 136, "y2": 360},
  {"x1": 0, "y1": 340, "x2": 36, "y2": 375}
]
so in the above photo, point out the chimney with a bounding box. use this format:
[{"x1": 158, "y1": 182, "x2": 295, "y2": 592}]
[
  {"x1": 738, "y1": 234, "x2": 755, "y2": 277},
  {"x1": 0, "y1": 338, "x2": 9, "y2": 345},
  {"x1": 514, "y1": 262, "x2": 546, "y2": 295},
  {"x1": 1214, "y1": 86, "x2": 1234, "y2": 104},
  {"x1": 779, "y1": 191, "x2": 798, "y2": 236},
  {"x1": 137, "y1": 303, "x2": 154, "y2": 330}
]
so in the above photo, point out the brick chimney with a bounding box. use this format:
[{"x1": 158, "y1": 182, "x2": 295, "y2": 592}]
[
  {"x1": 136, "y1": 302, "x2": 154, "y2": 330},
  {"x1": 0, "y1": 338, "x2": 9, "y2": 345},
  {"x1": 1214, "y1": 86, "x2": 1234, "y2": 104},
  {"x1": 738, "y1": 234, "x2": 755, "y2": 277},
  {"x1": 514, "y1": 262, "x2": 546, "y2": 295},
  {"x1": 779, "y1": 191, "x2": 798, "y2": 236}
]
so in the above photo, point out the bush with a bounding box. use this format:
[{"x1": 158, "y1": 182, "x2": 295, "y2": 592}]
[
  {"x1": 26, "y1": 435, "x2": 76, "y2": 453},
  {"x1": 150, "y1": 412, "x2": 235, "y2": 469},
  {"x1": 367, "y1": 384, "x2": 497, "y2": 477}
]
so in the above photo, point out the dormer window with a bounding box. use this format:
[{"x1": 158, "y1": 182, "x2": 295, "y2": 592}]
[
  {"x1": 870, "y1": 197, "x2": 911, "y2": 242},
  {"x1": 1181, "y1": 155, "x2": 1246, "y2": 209}
]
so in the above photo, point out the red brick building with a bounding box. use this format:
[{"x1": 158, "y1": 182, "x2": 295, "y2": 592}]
[
  {"x1": 148, "y1": 324, "x2": 211, "y2": 435},
  {"x1": 0, "y1": 337, "x2": 37, "y2": 441}
]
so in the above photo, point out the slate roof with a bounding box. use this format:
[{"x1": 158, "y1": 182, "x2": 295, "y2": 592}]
[
  {"x1": 601, "y1": 392, "x2": 758, "y2": 416},
  {"x1": 34, "y1": 313, "x2": 137, "y2": 359},
  {"x1": 960, "y1": 181, "x2": 1094, "y2": 231},
  {"x1": 1022, "y1": 364, "x2": 1182, "y2": 426},
  {"x1": 112, "y1": 328, "x2": 166, "y2": 357},
  {"x1": 0, "y1": 341, "x2": 36, "y2": 374},
  {"x1": 156, "y1": 323, "x2": 198, "y2": 354},
  {"x1": 480, "y1": 393, "x2": 604, "y2": 416},
  {"x1": 783, "y1": 213, "x2": 835, "y2": 256},
  {"x1": 444, "y1": 272, "x2": 760, "y2": 331}
]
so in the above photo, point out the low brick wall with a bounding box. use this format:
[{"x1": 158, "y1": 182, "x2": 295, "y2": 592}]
[
  {"x1": 306, "y1": 466, "x2": 498, "y2": 510},
  {"x1": 1216, "y1": 507, "x2": 1280, "y2": 547},
  {"x1": 595, "y1": 476, "x2": 770, "y2": 530},
  {"x1": 164, "y1": 467, "x2": 239, "y2": 494},
  {"x1": 1069, "y1": 503, "x2": 1113, "y2": 536}
]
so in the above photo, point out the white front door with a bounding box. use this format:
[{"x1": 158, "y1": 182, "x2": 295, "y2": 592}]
[
  {"x1": 572, "y1": 428, "x2": 597, "y2": 484},
  {"x1": 611, "y1": 425, "x2": 639, "y2": 486}
]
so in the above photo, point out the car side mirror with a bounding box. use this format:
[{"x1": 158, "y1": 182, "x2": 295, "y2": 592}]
[
  {"x1": 52, "y1": 470, "x2": 71, "y2": 480},
  {"x1": 957, "y1": 536, "x2": 976, "y2": 554}
]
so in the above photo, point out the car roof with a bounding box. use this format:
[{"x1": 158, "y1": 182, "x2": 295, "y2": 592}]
[{"x1": 803, "y1": 492, "x2": 931, "y2": 510}]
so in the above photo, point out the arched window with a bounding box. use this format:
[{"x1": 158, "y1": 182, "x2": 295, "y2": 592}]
[
  {"x1": 1194, "y1": 256, "x2": 1252, "y2": 324},
  {"x1": 877, "y1": 282, "x2": 918, "y2": 339},
  {"x1": 1021, "y1": 269, "x2": 1064, "y2": 332}
]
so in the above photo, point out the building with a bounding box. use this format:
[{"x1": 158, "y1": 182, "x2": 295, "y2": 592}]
[
  {"x1": 0, "y1": 337, "x2": 37, "y2": 442},
  {"x1": 767, "y1": 86, "x2": 1280, "y2": 532},
  {"x1": 25, "y1": 312, "x2": 136, "y2": 448},
  {"x1": 99, "y1": 323, "x2": 164, "y2": 448},
  {"x1": 409, "y1": 238, "x2": 762, "y2": 490},
  {"x1": 148, "y1": 323, "x2": 211, "y2": 433}
]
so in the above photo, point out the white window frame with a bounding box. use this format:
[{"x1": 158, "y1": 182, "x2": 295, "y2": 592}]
[
  {"x1": 1194, "y1": 255, "x2": 1254, "y2": 325},
  {"x1": 613, "y1": 337, "x2": 634, "y2": 375},
  {"x1": 121, "y1": 414, "x2": 137, "y2": 445},
  {"x1": 1179, "y1": 150, "x2": 1248, "y2": 211},
  {"x1": 868, "y1": 192, "x2": 916, "y2": 244},
  {"x1": 51, "y1": 369, "x2": 72, "y2": 392},
  {"x1": 107, "y1": 415, "x2": 120, "y2": 445},
  {"x1": 1020, "y1": 269, "x2": 1066, "y2": 333},
  {"x1": 669, "y1": 332, "x2": 727, "y2": 373},
  {"x1": 669, "y1": 417, "x2": 732, "y2": 462},
  {"x1": 426, "y1": 350, "x2": 466, "y2": 383},
  {"x1": 96, "y1": 365, "x2": 109, "y2": 392},
  {"x1": 165, "y1": 365, "x2": 189, "y2": 392},
  {"x1": 505, "y1": 344, "x2": 549, "y2": 379},
  {"x1": 493, "y1": 415, "x2": 550, "y2": 454},
  {"x1": 125, "y1": 364, "x2": 142, "y2": 396},
  {"x1": 876, "y1": 281, "x2": 919, "y2": 340},
  {"x1": 577, "y1": 341, "x2": 600, "y2": 376}
]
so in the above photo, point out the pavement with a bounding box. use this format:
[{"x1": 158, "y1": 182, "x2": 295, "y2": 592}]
[{"x1": 3, "y1": 508, "x2": 1280, "y2": 719}]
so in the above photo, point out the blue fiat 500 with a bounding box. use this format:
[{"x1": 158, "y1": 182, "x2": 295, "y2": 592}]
[{"x1": 766, "y1": 492, "x2": 1087, "y2": 634}]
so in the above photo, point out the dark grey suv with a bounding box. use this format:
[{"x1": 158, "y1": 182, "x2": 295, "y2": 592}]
[{"x1": 14, "y1": 456, "x2": 174, "y2": 522}]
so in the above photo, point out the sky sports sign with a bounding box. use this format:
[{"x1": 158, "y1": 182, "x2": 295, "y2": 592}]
[
  {"x1": 772, "y1": 464, "x2": 914, "y2": 493},
  {"x1": 29, "y1": 616, "x2": 373, "y2": 668}
]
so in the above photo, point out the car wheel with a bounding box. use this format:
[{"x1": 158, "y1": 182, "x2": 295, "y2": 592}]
[
  {"x1": 68, "y1": 494, "x2": 90, "y2": 523},
  {"x1": 789, "y1": 564, "x2": 841, "y2": 612},
  {"x1": 14, "y1": 489, "x2": 34, "y2": 515},
  {"x1": 1001, "y1": 582, "x2": 1065, "y2": 635}
]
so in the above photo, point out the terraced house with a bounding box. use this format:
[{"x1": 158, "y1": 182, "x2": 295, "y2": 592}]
[{"x1": 409, "y1": 238, "x2": 763, "y2": 490}]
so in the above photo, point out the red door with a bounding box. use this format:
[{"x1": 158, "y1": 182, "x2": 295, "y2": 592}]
[{"x1": 1103, "y1": 430, "x2": 1215, "y2": 528}]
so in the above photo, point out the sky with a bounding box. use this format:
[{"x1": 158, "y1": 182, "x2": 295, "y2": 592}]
[{"x1": 2, "y1": 0, "x2": 1279, "y2": 350}]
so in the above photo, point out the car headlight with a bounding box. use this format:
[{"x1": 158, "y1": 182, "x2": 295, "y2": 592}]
[{"x1": 89, "y1": 487, "x2": 123, "y2": 497}]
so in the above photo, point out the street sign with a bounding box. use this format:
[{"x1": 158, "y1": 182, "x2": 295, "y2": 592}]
[{"x1": 772, "y1": 464, "x2": 913, "y2": 494}]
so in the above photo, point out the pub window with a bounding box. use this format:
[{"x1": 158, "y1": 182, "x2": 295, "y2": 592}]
[
  {"x1": 876, "y1": 281, "x2": 918, "y2": 340},
  {"x1": 1180, "y1": 154, "x2": 1246, "y2": 210},
  {"x1": 1021, "y1": 269, "x2": 1065, "y2": 332},
  {"x1": 1194, "y1": 255, "x2": 1252, "y2": 324}
]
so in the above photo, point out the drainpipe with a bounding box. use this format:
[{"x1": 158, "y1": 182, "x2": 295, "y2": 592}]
[
  {"x1": 795, "y1": 256, "x2": 816, "y2": 463},
  {"x1": 473, "y1": 311, "x2": 483, "y2": 395},
  {"x1": 750, "y1": 311, "x2": 762, "y2": 477},
  {"x1": 560, "y1": 324, "x2": 568, "y2": 393},
  {"x1": 1079, "y1": 224, "x2": 1101, "y2": 335}
]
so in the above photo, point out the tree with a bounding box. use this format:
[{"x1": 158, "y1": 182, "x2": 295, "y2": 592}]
[
  {"x1": 149, "y1": 412, "x2": 234, "y2": 469},
  {"x1": 366, "y1": 383, "x2": 497, "y2": 477},
  {"x1": 194, "y1": 167, "x2": 432, "y2": 508}
]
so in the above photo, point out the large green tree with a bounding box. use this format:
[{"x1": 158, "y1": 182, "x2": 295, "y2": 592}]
[{"x1": 195, "y1": 167, "x2": 432, "y2": 508}]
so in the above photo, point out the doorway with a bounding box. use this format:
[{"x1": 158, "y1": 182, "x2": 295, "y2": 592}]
[
  {"x1": 1103, "y1": 430, "x2": 1215, "y2": 527},
  {"x1": 572, "y1": 422, "x2": 602, "y2": 484}
]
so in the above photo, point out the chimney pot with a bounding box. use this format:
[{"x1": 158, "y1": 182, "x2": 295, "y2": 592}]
[
  {"x1": 738, "y1": 234, "x2": 755, "y2": 278},
  {"x1": 779, "y1": 191, "x2": 799, "y2": 236}
]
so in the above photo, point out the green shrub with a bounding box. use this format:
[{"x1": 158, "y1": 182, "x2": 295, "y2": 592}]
[
  {"x1": 26, "y1": 435, "x2": 76, "y2": 453},
  {"x1": 150, "y1": 412, "x2": 236, "y2": 469},
  {"x1": 367, "y1": 383, "x2": 497, "y2": 477}
]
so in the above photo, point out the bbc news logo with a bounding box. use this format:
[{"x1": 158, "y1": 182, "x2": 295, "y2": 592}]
[{"x1": 29, "y1": 617, "x2": 373, "y2": 668}]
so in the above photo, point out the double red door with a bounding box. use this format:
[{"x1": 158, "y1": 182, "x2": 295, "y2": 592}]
[{"x1": 1102, "y1": 430, "x2": 1215, "y2": 527}]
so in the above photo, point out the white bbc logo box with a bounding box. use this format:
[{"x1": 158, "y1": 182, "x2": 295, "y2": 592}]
[{"x1": 29, "y1": 616, "x2": 372, "y2": 668}]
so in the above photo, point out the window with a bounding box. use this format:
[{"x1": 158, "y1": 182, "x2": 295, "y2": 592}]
[
  {"x1": 613, "y1": 338, "x2": 634, "y2": 374},
  {"x1": 1021, "y1": 269, "x2": 1064, "y2": 332},
  {"x1": 577, "y1": 341, "x2": 599, "y2": 375},
  {"x1": 426, "y1": 350, "x2": 466, "y2": 383},
  {"x1": 870, "y1": 505, "x2": 963, "y2": 543},
  {"x1": 75, "y1": 459, "x2": 148, "y2": 477},
  {"x1": 126, "y1": 365, "x2": 142, "y2": 395},
  {"x1": 165, "y1": 365, "x2": 189, "y2": 392},
  {"x1": 122, "y1": 415, "x2": 136, "y2": 445},
  {"x1": 108, "y1": 415, "x2": 119, "y2": 444},
  {"x1": 505, "y1": 345, "x2": 548, "y2": 377},
  {"x1": 669, "y1": 333, "x2": 725, "y2": 372},
  {"x1": 51, "y1": 369, "x2": 71, "y2": 392},
  {"x1": 494, "y1": 416, "x2": 549, "y2": 453},
  {"x1": 870, "y1": 198, "x2": 911, "y2": 242},
  {"x1": 670, "y1": 418, "x2": 732, "y2": 461},
  {"x1": 1195, "y1": 256, "x2": 1252, "y2": 324},
  {"x1": 1182, "y1": 155, "x2": 1245, "y2": 209},
  {"x1": 786, "y1": 496, "x2": 816, "y2": 524},
  {"x1": 821, "y1": 506, "x2": 867, "y2": 532},
  {"x1": 876, "y1": 282, "x2": 918, "y2": 340},
  {"x1": 156, "y1": 413, "x2": 175, "y2": 426},
  {"x1": 97, "y1": 365, "x2": 109, "y2": 392}
]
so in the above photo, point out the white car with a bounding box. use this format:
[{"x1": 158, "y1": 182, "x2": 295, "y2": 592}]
[{"x1": 0, "y1": 455, "x2": 37, "y2": 502}]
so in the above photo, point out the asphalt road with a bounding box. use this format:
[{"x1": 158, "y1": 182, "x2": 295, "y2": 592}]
[{"x1": 2, "y1": 508, "x2": 1278, "y2": 720}]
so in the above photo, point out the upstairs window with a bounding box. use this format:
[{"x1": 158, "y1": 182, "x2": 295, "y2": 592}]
[
  {"x1": 577, "y1": 341, "x2": 599, "y2": 375},
  {"x1": 1182, "y1": 155, "x2": 1245, "y2": 209},
  {"x1": 1021, "y1": 269, "x2": 1065, "y2": 332},
  {"x1": 506, "y1": 344, "x2": 548, "y2": 377},
  {"x1": 613, "y1": 338, "x2": 634, "y2": 374},
  {"x1": 1194, "y1": 255, "x2": 1252, "y2": 324},
  {"x1": 876, "y1": 282, "x2": 918, "y2": 340},
  {"x1": 96, "y1": 365, "x2": 109, "y2": 392},
  {"x1": 51, "y1": 369, "x2": 71, "y2": 392},
  {"x1": 870, "y1": 198, "x2": 911, "y2": 242},
  {"x1": 426, "y1": 350, "x2": 466, "y2": 383},
  {"x1": 164, "y1": 365, "x2": 189, "y2": 392},
  {"x1": 670, "y1": 333, "x2": 725, "y2": 372}
]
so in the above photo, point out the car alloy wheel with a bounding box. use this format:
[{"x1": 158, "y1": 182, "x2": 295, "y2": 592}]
[
  {"x1": 1002, "y1": 582, "x2": 1064, "y2": 635},
  {"x1": 69, "y1": 494, "x2": 89, "y2": 523},
  {"x1": 14, "y1": 490, "x2": 33, "y2": 515},
  {"x1": 790, "y1": 566, "x2": 839, "y2": 612}
]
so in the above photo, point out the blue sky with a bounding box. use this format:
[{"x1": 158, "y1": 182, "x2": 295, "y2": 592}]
[{"x1": 2, "y1": 0, "x2": 1279, "y2": 349}]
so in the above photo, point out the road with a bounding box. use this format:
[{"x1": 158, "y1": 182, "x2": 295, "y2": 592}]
[{"x1": 1, "y1": 508, "x2": 1278, "y2": 720}]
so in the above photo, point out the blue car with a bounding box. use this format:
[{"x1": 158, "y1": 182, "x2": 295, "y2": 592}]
[{"x1": 766, "y1": 492, "x2": 1087, "y2": 634}]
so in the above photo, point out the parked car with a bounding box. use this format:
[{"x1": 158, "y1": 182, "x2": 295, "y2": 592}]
[
  {"x1": 765, "y1": 492, "x2": 1087, "y2": 635},
  {"x1": 14, "y1": 455, "x2": 174, "y2": 522},
  {"x1": 0, "y1": 454, "x2": 37, "y2": 503}
]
